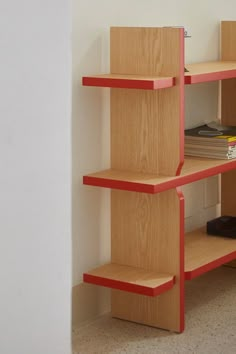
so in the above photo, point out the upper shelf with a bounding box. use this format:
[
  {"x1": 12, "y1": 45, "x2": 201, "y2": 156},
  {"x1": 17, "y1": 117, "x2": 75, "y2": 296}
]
[
  {"x1": 83, "y1": 61, "x2": 236, "y2": 90},
  {"x1": 82, "y1": 74, "x2": 175, "y2": 90},
  {"x1": 185, "y1": 61, "x2": 236, "y2": 84},
  {"x1": 83, "y1": 156, "x2": 236, "y2": 194}
]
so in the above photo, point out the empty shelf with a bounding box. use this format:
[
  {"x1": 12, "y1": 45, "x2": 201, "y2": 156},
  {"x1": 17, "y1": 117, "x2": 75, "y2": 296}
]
[
  {"x1": 83, "y1": 263, "x2": 175, "y2": 296},
  {"x1": 185, "y1": 61, "x2": 236, "y2": 84},
  {"x1": 185, "y1": 227, "x2": 236, "y2": 280},
  {"x1": 82, "y1": 74, "x2": 175, "y2": 90}
]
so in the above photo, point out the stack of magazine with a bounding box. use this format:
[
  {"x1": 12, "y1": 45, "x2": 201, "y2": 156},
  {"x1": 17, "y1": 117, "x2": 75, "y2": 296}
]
[{"x1": 185, "y1": 122, "x2": 236, "y2": 159}]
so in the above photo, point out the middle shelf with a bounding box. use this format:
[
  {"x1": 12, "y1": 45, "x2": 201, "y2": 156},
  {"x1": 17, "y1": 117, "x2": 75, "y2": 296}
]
[{"x1": 84, "y1": 156, "x2": 236, "y2": 194}]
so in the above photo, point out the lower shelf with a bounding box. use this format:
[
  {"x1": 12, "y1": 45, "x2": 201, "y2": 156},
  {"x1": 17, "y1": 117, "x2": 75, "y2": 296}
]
[
  {"x1": 83, "y1": 263, "x2": 175, "y2": 297},
  {"x1": 185, "y1": 227, "x2": 236, "y2": 280},
  {"x1": 84, "y1": 229, "x2": 236, "y2": 296}
]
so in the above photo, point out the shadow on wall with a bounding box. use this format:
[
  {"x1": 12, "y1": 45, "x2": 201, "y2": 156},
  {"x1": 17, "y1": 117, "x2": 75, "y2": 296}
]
[{"x1": 72, "y1": 30, "x2": 111, "y2": 326}]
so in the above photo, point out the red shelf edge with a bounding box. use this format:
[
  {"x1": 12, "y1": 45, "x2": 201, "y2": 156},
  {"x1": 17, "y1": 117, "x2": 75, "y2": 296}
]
[
  {"x1": 185, "y1": 69, "x2": 236, "y2": 84},
  {"x1": 83, "y1": 273, "x2": 175, "y2": 297},
  {"x1": 177, "y1": 187, "x2": 185, "y2": 332},
  {"x1": 185, "y1": 251, "x2": 236, "y2": 280},
  {"x1": 83, "y1": 160, "x2": 236, "y2": 194},
  {"x1": 176, "y1": 188, "x2": 185, "y2": 332},
  {"x1": 83, "y1": 175, "x2": 155, "y2": 193},
  {"x1": 82, "y1": 76, "x2": 175, "y2": 90},
  {"x1": 83, "y1": 68, "x2": 236, "y2": 89}
]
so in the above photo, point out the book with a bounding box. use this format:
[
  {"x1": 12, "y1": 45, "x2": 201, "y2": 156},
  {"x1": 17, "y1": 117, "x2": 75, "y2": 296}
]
[
  {"x1": 185, "y1": 123, "x2": 236, "y2": 159},
  {"x1": 185, "y1": 150, "x2": 236, "y2": 159},
  {"x1": 185, "y1": 124, "x2": 236, "y2": 144},
  {"x1": 185, "y1": 143, "x2": 236, "y2": 152}
]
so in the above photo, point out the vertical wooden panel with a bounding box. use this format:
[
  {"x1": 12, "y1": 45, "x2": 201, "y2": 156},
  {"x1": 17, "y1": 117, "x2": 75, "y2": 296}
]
[
  {"x1": 111, "y1": 88, "x2": 181, "y2": 175},
  {"x1": 110, "y1": 27, "x2": 184, "y2": 177},
  {"x1": 221, "y1": 21, "x2": 236, "y2": 126},
  {"x1": 221, "y1": 170, "x2": 236, "y2": 216},
  {"x1": 221, "y1": 21, "x2": 236, "y2": 217},
  {"x1": 110, "y1": 27, "x2": 182, "y2": 76},
  {"x1": 221, "y1": 21, "x2": 236, "y2": 268},
  {"x1": 221, "y1": 21, "x2": 236, "y2": 61},
  {"x1": 221, "y1": 169, "x2": 236, "y2": 268},
  {"x1": 111, "y1": 189, "x2": 184, "y2": 332},
  {"x1": 109, "y1": 27, "x2": 185, "y2": 331}
]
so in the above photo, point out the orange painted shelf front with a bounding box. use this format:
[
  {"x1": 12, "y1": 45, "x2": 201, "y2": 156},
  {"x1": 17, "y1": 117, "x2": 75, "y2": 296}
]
[
  {"x1": 82, "y1": 74, "x2": 175, "y2": 90},
  {"x1": 83, "y1": 62, "x2": 236, "y2": 89},
  {"x1": 83, "y1": 263, "x2": 175, "y2": 297},
  {"x1": 185, "y1": 61, "x2": 236, "y2": 84},
  {"x1": 185, "y1": 227, "x2": 236, "y2": 280},
  {"x1": 83, "y1": 157, "x2": 236, "y2": 194}
]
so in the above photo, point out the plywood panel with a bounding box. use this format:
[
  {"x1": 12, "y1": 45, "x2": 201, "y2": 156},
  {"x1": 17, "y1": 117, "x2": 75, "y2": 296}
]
[
  {"x1": 110, "y1": 27, "x2": 184, "y2": 176},
  {"x1": 221, "y1": 21, "x2": 236, "y2": 126},
  {"x1": 221, "y1": 170, "x2": 236, "y2": 216},
  {"x1": 111, "y1": 88, "x2": 181, "y2": 175},
  {"x1": 221, "y1": 22, "x2": 236, "y2": 61},
  {"x1": 110, "y1": 27, "x2": 182, "y2": 76},
  {"x1": 111, "y1": 189, "x2": 184, "y2": 332},
  {"x1": 221, "y1": 22, "x2": 236, "y2": 269},
  {"x1": 221, "y1": 78, "x2": 236, "y2": 126}
]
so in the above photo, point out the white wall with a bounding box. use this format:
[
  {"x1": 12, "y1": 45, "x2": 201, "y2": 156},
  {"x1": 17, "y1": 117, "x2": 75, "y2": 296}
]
[
  {"x1": 73, "y1": 0, "x2": 235, "y2": 324},
  {"x1": 0, "y1": 2, "x2": 71, "y2": 354}
]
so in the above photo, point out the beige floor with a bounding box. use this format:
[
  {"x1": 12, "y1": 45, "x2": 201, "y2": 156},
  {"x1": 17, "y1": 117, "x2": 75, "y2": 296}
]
[{"x1": 73, "y1": 266, "x2": 236, "y2": 354}]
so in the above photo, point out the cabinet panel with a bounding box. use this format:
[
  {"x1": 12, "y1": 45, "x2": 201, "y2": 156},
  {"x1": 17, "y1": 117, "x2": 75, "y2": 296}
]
[
  {"x1": 111, "y1": 189, "x2": 184, "y2": 332},
  {"x1": 221, "y1": 170, "x2": 236, "y2": 215},
  {"x1": 111, "y1": 88, "x2": 182, "y2": 175},
  {"x1": 110, "y1": 27, "x2": 184, "y2": 177},
  {"x1": 110, "y1": 27, "x2": 183, "y2": 77},
  {"x1": 221, "y1": 21, "x2": 236, "y2": 126}
]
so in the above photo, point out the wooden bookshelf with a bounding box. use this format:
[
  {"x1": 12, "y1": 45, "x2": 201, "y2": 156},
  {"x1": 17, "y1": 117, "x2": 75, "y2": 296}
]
[
  {"x1": 83, "y1": 26, "x2": 185, "y2": 333},
  {"x1": 221, "y1": 21, "x2": 236, "y2": 270},
  {"x1": 185, "y1": 61, "x2": 236, "y2": 84},
  {"x1": 83, "y1": 263, "x2": 175, "y2": 297},
  {"x1": 82, "y1": 22, "x2": 236, "y2": 334},
  {"x1": 185, "y1": 227, "x2": 236, "y2": 280},
  {"x1": 83, "y1": 156, "x2": 236, "y2": 194},
  {"x1": 82, "y1": 74, "x2": 175, "y2": 90}
]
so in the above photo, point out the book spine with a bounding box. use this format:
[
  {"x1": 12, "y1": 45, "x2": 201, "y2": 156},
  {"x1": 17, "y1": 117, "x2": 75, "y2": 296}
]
[{"x1": 185, "y1": 144, "x2": 236, "y2": 151}]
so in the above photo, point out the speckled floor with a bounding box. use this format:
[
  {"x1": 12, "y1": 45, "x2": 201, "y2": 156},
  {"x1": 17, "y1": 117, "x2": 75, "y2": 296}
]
[{"x1": 73, "y1": 266, "x2": 236, "y2": 354}]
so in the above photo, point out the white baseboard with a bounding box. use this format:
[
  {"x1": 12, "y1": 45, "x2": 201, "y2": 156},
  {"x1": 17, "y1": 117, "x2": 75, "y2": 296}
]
[{"x1": 72, "y1": 282, "x2": 110, "y2": 328}]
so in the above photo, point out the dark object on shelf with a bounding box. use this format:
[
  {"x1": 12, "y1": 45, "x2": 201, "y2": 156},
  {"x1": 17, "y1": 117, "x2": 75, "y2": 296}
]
[{"x1": 207, "y1": 216, "x2": 236, "y2": 239}]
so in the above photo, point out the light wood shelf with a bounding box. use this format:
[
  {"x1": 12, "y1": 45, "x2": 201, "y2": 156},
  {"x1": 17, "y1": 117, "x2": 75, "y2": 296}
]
[
  {"x1": 83, "y1": 61, "x2": 236, "y2": 89},
  {"x1": 82, "y1": 74, "x2": 175, "y2": 90},
  {"x1": 82, "y1": 22, "x2": 236, "y2": 334},
  {"x1": 83, "y1": 263, "x2": 175, "y2": 296},
  {"x1": 185, "y1": 61, "x2": 236, "y2": 84},
  {"x1": 83, "y1": 156, "x2": 236, "y2": 194},
  {"x1": 185, "y1": 227, "x2": 236, "y2": 280}
]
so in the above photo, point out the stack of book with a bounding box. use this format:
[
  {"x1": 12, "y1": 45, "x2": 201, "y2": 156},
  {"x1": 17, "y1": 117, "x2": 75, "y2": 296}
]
[{"x1": 185, "y1": 123, "x2": 236, "y2": 159}]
